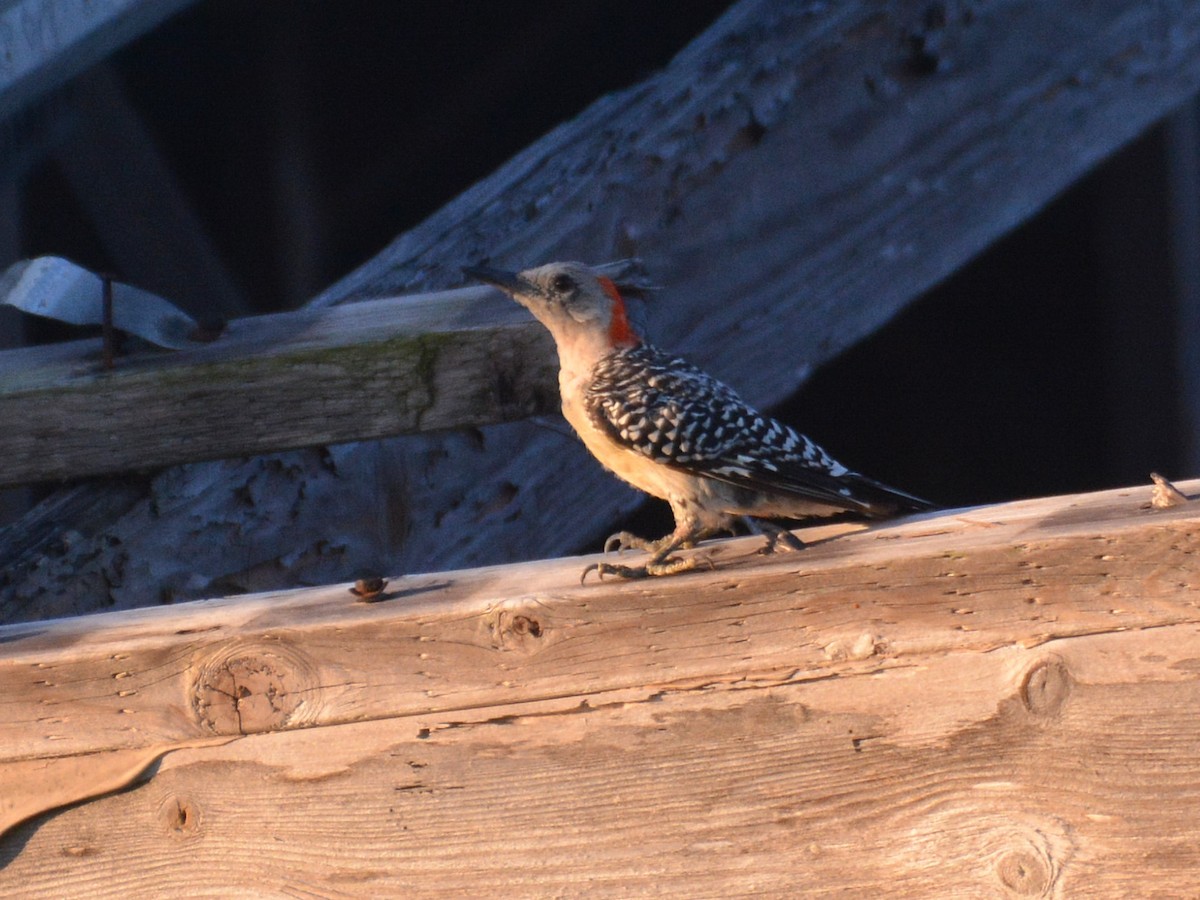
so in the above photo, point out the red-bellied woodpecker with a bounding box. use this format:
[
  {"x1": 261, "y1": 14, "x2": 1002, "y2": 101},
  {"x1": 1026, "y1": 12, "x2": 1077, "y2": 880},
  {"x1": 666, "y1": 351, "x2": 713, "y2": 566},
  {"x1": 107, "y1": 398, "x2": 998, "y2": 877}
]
[{"x1": 465, "y1": 261, "x2": 933, "y2": 581}]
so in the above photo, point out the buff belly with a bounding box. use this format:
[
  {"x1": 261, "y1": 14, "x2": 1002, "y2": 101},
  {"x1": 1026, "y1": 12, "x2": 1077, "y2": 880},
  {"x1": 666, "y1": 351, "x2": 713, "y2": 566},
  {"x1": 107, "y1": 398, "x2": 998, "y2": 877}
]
[{"x1": 562, "y1": 391, "x2": 841, "y2": 526}]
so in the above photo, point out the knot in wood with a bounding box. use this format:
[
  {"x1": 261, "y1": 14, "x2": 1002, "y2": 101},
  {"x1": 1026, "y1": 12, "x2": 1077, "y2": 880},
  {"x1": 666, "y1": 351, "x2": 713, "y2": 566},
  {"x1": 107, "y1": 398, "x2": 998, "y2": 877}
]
[
  {"x1": 191, "y1": 640, "x2": 320, "y2": 735},
  {"x1": 510, "y1": 614, "x2": 542, "y2": 637},
  {"x1": 996, "y1": 845, "x2": 1053, "y2": 896},
  {"x1": 1020, "y1": 658, "x2": 1072, "y2": 718},
  {"x1": 487, "y1": 600, "x2": 547, "y2": 652},
  {"x1": 156, "y1": 793, "x2": 202, "y2": 840},
  {"x1": 981, "y1": 817, "x2": 1068, "y2": 898}
]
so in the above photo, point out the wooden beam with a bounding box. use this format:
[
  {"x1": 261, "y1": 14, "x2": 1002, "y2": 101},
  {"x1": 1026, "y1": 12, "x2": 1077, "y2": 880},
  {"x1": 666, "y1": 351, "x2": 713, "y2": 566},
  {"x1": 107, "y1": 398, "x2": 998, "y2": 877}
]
[
  {"x1": 0, "y1": 480, "x2": 1197, "y2": 892},
  {"x1": 0, "y1": 0, "x2": 194, "y2": 123},
  {"x1": 0, "y1": 285, "x2": 557, "y2": 488}
]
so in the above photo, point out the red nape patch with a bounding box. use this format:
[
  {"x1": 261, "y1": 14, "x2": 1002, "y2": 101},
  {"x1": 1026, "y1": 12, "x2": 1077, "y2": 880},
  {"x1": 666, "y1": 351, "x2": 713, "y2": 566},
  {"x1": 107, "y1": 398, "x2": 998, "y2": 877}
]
[{"x1": 598, "y1": 276, "x2": 640, "y2": 347}]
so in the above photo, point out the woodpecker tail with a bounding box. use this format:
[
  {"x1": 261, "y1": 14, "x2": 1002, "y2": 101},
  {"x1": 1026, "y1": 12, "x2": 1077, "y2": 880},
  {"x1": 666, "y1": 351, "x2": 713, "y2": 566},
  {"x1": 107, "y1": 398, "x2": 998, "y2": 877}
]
[{"x1": 829, "y1": 471, "x2": 936, "y2": 518}]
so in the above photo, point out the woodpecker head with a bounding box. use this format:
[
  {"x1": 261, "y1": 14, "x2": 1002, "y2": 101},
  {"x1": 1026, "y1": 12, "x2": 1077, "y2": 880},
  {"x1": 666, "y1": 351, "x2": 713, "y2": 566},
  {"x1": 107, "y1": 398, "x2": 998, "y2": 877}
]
[{"x1": 464, "y1": 261, "x2": 642, "y2": 364}]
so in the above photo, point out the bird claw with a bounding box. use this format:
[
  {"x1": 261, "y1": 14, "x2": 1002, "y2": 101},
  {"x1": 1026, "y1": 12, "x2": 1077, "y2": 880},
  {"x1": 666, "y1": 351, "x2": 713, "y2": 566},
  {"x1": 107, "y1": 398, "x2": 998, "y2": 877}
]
[
  {"x1": 580, "y1": 554, "x2": 705, "y2": 583},
  {"x1": 602, "y1": 530, "x2": 659, "y2": 554},
  {"x1": 758, "y1": 524, "x2": 805, "y2": 555},
  {"x1": 581, "y1": 561, "x2": 639, "y2": 583}
]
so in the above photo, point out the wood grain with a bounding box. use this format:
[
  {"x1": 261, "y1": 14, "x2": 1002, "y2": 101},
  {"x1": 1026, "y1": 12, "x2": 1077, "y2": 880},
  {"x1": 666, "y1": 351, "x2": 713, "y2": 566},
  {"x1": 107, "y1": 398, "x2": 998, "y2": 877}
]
[
  {"x1": 5, "y1": 636, "x2": 1197, "y2": 898},
  {"x1": 0, "y1": 480, "x2": 1198, "y2": 894}
]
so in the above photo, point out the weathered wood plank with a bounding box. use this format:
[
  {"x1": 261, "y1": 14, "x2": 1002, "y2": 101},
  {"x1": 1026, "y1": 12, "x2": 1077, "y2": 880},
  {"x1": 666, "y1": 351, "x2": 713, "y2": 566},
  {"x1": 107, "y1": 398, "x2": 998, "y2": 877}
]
[
  {"x1": 2, "y1": 480, "x2": 1195, "y2": 763},
  {"x1": 0, "y1": 286, "x2": 556, "y2": 488},
  {"x1": 3, "y1": 625, "x2": 1197, "y2": 897},
  {"x1": 0, "y1": 478, "x2": 1197, "y2": 896}
]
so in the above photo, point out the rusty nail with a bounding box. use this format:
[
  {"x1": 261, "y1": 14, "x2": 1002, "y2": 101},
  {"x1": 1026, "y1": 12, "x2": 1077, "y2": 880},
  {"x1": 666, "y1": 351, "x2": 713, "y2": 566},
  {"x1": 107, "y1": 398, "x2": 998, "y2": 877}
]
[{"x1": 350, "y1": 576, "x2": 389, "y2": 601}]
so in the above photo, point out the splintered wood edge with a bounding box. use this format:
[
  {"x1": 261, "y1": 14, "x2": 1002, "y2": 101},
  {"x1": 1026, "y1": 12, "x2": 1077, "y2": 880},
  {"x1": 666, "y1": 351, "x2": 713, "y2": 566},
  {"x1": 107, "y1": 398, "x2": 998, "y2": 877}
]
[{"x1": 0, "y1": 478, "x2": 1197, "y2": 837}]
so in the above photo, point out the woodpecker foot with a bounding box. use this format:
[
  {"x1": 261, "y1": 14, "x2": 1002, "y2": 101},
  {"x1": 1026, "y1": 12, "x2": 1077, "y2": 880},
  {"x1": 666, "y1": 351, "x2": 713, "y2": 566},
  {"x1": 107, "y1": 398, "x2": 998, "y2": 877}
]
[
  {"x1": 602, "y1": 531, "x2": 691, "y2": 554},
  {"x1": 581, "y1": 553, "x2": 712, "y2": 583},
  {"x1": 755, "y1": 521, "x2": 805, "y2": 555}
]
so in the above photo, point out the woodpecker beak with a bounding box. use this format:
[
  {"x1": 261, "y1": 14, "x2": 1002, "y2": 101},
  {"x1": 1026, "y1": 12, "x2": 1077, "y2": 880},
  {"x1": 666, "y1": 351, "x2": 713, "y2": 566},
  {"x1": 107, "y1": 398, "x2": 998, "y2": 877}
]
[{"x1": 463, "y1": 265, "x2": 535, "y2": 298}]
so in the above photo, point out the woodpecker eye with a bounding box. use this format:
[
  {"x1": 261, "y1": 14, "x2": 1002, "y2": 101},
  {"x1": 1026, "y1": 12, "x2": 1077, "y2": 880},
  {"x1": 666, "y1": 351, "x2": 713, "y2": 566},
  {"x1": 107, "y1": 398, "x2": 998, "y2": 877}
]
[{"x1": 550, "y1": 273, "x2": 576, "y2": 295}]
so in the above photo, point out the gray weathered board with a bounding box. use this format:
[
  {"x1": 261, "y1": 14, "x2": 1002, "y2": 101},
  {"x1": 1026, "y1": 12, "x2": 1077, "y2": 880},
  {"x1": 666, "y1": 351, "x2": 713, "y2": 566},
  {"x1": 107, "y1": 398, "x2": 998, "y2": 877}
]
[
  {"x1": 0, "y1": 480, "x2": 1197, "y2": 895},
  {"x1": 0, "y1": 284, "x2": 555, "y2": 488}
]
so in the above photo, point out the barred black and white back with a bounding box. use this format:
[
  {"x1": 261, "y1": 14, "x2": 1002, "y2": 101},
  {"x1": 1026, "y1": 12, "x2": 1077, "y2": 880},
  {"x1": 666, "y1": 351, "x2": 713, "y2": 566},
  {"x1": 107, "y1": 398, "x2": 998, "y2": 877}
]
[{"x1": 586, "y1": 343, "x2": 931, "y2": 519}]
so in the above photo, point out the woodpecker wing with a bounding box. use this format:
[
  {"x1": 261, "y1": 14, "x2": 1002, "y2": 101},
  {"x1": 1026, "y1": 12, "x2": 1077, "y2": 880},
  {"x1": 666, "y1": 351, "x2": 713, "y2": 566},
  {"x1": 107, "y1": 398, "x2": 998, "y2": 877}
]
[{"x1": 586, "y1": 345, "x2": 932, "y2": 517}]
